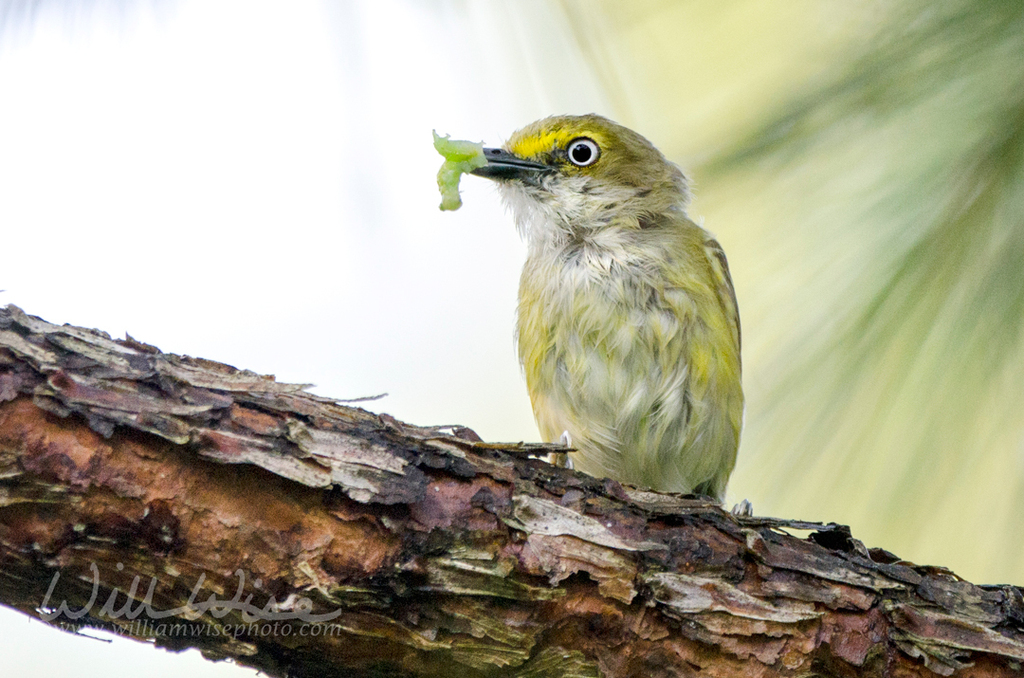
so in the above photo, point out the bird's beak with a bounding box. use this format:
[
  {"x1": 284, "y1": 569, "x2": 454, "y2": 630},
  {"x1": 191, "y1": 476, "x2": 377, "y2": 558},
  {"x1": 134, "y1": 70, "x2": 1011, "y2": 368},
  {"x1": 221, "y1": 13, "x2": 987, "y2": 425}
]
[{"x1": 471, "y1": 148, "x2": 551, "y2": 181}]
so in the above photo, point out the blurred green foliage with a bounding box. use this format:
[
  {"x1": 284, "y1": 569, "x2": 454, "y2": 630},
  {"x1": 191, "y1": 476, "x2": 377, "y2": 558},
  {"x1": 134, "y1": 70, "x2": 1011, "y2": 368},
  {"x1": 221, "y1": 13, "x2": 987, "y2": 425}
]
[{"x1": 562, "y1": 0, "x2": 1024, "y2": 583}]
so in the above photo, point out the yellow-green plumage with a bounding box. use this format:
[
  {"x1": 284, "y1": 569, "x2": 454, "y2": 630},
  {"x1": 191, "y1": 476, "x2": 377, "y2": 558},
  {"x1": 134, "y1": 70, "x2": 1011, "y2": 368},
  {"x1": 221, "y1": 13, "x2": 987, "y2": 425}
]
[{"x1": 479, "y1": 115, "x2": 742, "y2": 499}]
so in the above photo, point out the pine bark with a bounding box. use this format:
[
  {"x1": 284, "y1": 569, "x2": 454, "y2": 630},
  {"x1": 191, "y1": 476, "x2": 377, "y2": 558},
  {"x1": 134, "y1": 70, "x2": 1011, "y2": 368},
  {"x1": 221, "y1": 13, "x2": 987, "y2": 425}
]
[{"x1": 0, "y1": 304, "x2": 1022, "y2": 677}]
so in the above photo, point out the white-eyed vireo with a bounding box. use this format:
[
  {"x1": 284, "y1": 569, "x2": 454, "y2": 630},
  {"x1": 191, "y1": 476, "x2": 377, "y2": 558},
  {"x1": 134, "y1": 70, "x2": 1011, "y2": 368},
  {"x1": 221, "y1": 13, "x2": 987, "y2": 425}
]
[{"x1": 453, "y1": 114, "x2": 743, "y2": 499}]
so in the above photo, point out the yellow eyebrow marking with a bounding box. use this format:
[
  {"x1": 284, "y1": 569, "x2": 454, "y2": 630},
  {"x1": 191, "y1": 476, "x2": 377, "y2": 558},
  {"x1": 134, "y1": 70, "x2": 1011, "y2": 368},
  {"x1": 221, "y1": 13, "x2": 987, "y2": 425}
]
[
  {"x1": 509, "y1": 128, "x2": 610, "y2": 161},
  {"x1": 509, "y1": 130, "x2": 569, "y2": 160}
]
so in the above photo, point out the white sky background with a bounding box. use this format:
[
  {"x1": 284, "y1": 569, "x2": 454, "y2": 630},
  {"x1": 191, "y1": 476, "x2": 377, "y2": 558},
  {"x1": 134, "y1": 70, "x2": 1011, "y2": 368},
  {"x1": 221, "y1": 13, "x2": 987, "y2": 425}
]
[{"x1": 0, "y1": 0, "x2": 612, "y2": 675}]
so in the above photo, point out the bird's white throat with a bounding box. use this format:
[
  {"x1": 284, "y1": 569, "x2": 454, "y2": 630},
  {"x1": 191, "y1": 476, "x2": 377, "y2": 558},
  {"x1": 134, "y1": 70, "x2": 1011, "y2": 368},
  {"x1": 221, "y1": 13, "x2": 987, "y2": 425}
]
[{"x1": 498, "y1": 176, "x2": 652, "y2": 257}]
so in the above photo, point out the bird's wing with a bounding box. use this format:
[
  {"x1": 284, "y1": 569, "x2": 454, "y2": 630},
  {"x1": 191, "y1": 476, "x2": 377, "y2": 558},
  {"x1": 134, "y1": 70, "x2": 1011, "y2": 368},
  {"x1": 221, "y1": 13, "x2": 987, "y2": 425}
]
[{"x1": 703, "y1": 237, "x2": 741, "y2": 357}]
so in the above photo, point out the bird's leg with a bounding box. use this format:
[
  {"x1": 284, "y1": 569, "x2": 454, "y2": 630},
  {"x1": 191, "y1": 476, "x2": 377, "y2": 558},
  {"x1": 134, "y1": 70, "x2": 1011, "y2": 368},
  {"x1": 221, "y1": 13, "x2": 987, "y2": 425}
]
[{"x1": 551, "y1": 430, "x2": 574, "y2": 469}]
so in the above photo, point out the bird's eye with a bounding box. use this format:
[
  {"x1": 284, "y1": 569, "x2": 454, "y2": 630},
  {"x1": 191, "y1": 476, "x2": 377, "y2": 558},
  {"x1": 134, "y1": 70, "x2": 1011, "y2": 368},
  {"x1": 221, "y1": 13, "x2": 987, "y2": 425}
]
[{"x1": 566, "y1": 137, "x2": 600, "y2": 167}]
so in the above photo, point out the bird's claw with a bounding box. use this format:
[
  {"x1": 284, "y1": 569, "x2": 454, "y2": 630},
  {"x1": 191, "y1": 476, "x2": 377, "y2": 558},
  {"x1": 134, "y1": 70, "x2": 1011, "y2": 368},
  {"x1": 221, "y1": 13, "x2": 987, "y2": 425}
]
[{"x1": 731, "y1": 499, "x2": 753, "y2": 517}]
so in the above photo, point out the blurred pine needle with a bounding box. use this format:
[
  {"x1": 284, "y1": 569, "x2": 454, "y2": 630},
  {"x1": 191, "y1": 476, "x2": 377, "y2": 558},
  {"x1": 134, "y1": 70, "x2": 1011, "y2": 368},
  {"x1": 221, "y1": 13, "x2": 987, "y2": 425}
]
[{"x1": 560, "y1": 0, "x2": 1024, "y2": 583}]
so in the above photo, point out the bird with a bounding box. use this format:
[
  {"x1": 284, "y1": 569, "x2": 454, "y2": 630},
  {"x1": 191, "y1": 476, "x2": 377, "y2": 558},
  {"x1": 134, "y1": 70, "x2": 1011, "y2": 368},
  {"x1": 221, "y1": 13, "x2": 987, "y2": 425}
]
[{"x1": 469, "y1": 114, "x2": 743, "y2": 500}]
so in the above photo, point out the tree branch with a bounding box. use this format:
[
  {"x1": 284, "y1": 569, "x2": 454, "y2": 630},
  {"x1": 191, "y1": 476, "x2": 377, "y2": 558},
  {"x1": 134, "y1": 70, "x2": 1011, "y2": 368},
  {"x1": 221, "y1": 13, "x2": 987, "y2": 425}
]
[{"x1": 0, "y1": 304, "x2": 1022, "y2": 677}]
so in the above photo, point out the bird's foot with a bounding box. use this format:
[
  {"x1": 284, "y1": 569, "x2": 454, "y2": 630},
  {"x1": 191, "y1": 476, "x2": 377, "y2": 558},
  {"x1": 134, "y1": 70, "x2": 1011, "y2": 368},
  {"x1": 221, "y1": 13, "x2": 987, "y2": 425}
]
[
  {"x1": 557, "y1": 431, "x2": 574, "y2": 469},
  {"x1": 731, "y1": 499, "x2": 753, "y2": 517}
]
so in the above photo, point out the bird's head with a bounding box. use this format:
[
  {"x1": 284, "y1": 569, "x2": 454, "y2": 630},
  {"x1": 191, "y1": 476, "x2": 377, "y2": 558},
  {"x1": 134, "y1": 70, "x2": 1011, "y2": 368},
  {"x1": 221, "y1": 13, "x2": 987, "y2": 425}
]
[{"x1": 471, "y1": 114, "x2": 689, "y2": 241}]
